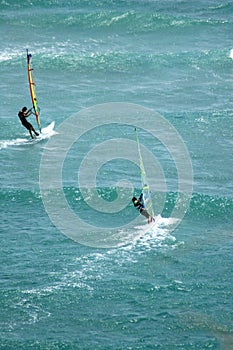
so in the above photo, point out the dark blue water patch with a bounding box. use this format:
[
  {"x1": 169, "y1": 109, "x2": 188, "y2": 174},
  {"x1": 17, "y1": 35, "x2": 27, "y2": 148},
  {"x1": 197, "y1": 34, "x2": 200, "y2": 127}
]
[
  {"x1": 160, "y1": 191, "x2": 233, "y2": 222},
  {"x1": 1, "y1": 188, "x2": 232, "y2": 231},
  {"x1": 187, "y1": 192, "x2": 233, "y2": 221},
  {"x1": 0, "y1": 188, "x2": 42, "y2": 208},
  {"x1": 64, "y1": 186, "x2": 139, "y2": 228},
  {"x1": 49, "y1": 186, "x2": 233, "y2": 229}
]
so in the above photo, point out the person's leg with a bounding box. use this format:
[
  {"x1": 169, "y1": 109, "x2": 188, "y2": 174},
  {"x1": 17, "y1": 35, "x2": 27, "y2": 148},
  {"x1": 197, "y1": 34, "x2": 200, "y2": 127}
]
[
  {"x1": 24, "y1": 122, "x2": 35, "y2": 138},
  {"x1": 148, "y1": 216, "x2": 153, "y2": 224},
  {"x1": 29, "y1": 128, "x2": 34, "y2": 139},
  {"x1": 140, "y1": 209, "x2": 150, "y2": 220},
  {"x1": 31, "y1": 126, "x2": 39, "y2": 136}
]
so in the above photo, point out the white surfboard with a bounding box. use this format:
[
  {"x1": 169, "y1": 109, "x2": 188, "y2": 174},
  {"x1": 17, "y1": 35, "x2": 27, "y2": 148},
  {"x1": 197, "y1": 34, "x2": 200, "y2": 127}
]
[
  {"x1": 29, "y1": 121, "x2": 56, "y2": 143},
  {"x1": 41, "y1": 121, "x2": 55, "y2": 136}
]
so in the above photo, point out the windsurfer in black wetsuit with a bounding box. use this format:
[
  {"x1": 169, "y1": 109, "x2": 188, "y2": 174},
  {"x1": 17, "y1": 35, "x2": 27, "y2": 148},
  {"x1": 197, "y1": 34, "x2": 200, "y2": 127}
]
[
  {"x1": 132, "y1": 193, "x2": 154, "y2": 224},
  {"x1": 18, "y1": 106, "x2": 39, "y2": 139}
]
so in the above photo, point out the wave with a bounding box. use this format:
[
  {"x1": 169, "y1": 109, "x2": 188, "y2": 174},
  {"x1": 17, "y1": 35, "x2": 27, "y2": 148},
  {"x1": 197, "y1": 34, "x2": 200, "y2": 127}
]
[
  {"x1": 187, "y1": 192, "x2": 233, "y2": 221},
  {"x1": 1, "y1": 46, "x2": 231, "y2": 76},
  {"x1": 1, "y1": 187, "x2": 231, "y2": 249},
  {"x1": 1, "y1": 2, "x2": 233, "y2": 31},
  {"x1": 1, "y1": 187, "x2": 232, "y2": 221}
]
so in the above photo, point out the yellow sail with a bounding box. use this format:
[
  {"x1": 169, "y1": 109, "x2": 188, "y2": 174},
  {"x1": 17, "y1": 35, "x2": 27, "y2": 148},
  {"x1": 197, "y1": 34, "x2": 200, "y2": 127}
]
[{"x1": 26, "y1": 50, "x2": 41, "y2": 132}]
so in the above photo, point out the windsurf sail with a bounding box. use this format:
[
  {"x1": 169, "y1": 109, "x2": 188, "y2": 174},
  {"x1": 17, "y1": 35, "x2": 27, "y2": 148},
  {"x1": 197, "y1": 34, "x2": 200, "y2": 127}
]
[
  {"x1": 26, "y1": 50, "x2": 41, "y2": 132},
  {"x1": 135, "y1": 128, "x2": 155, "y2": 218}
]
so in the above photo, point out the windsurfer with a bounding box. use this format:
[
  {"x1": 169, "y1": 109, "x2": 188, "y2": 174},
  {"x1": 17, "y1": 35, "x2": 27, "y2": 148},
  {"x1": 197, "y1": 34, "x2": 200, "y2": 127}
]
[
  {"x1": 132, "y1": 193, "x2": 154, "y2": 224},
  {"x1": 18, "y1": 106, "x2": 39, "y2": 139}
]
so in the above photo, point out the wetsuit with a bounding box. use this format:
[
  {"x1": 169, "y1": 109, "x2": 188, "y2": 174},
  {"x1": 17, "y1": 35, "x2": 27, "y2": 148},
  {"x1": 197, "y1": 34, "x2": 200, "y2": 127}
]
[
  {"x1": 132, "y1": 194, "x2": 151, "y2": 220},
  {"x1": 18, "y1": 110, "x2": 33, "y2": 130}
]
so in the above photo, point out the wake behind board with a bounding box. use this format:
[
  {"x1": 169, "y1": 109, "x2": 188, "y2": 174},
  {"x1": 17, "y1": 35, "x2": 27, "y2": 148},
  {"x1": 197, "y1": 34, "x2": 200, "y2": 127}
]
[
  {"x1": 134, "y1": 215, "x2": 179, "y2": 243},
  {"x1": 41, "y1": 121, "x2": 55, "y2": 136},
  {"x1": 29, "y1": 121, "x2": 55, "y2": 143},
  {"x1": 134, "y1": 215, "x2": 161, "y2": 233},
  {"x1": 1, "y1": 121, "x2": 55, "y2": 148}
]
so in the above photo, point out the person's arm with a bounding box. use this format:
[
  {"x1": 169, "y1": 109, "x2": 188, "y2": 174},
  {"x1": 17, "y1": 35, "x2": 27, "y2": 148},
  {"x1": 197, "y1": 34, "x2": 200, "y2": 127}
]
[{"x1": 25, "y1": 109, "x2": 32, "y2": 117}]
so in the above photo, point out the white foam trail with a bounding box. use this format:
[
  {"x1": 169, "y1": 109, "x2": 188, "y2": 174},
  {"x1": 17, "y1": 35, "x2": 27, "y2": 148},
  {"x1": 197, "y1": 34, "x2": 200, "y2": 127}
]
[
  {"x1": 0, "y1": 129, "x2": 57, "y2": 149},
  {"x1": 0, "y1": 138, "x2": 29, "y2": 149},
  {"x1": 229, "y1": 49, "x2": 233, "y2": 60}
]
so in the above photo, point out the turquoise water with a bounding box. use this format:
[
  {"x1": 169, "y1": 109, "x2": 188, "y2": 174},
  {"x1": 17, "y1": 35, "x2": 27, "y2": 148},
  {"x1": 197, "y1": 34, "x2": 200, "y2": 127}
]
[{"x1": 1, "y1": 1, "x2": 233, "y2": 349}]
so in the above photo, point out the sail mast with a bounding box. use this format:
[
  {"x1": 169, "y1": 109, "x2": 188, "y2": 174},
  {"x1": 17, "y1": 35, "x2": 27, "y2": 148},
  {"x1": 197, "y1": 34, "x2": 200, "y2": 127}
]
[
  {"x1": 135, "y1": 128, "x2": 155, "y2": 218},
  {"x1": 26, "y1": 49, "x2": 41, "y2": 132}
]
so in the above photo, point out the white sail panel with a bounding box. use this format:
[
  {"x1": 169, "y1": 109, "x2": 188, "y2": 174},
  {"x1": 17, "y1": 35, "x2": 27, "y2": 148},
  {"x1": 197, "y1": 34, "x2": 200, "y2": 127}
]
[{"x1": 135, "y1": 128, "x2": 155, "y2": 218}]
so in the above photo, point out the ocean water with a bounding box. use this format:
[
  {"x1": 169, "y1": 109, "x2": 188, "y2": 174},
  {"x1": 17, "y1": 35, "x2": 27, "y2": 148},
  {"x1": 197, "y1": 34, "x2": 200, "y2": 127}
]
[{"x1": 1, "y1": 0, "x2": 233, "y2": 349}]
